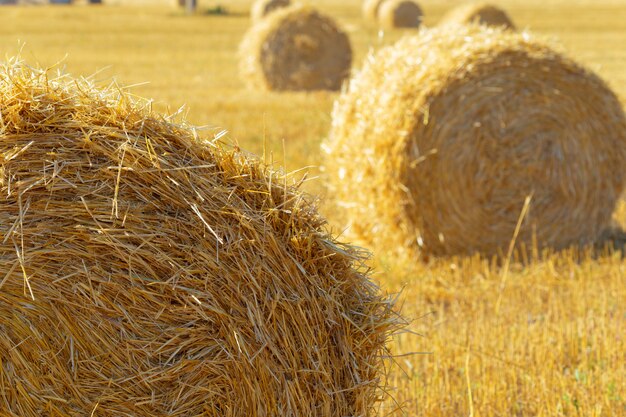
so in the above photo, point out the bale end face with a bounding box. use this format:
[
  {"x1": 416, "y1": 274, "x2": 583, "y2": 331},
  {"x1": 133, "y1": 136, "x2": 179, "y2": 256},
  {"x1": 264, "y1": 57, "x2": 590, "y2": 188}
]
[
  {"x1": 378, "y1": 0, "x2": 423, "y2": 29},
  {"x1": 240, "y1": 5, "x2": 353, "y2": 91}
]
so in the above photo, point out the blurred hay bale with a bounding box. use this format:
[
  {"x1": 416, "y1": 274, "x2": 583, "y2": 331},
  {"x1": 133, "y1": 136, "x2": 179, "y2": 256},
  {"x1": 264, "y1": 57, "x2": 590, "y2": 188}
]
[
  {"x1": 0, "y1": 60, "x2": 400, "y2": 416},
  {"x1": 324, "y1": 25, "x2": 626, "y2": 257},
  {"x1": 441, "y1": 2, "x2": 515, "y2": 29},
  {"x1": 378, "y1": 0, "x2": 422, "y2": 29},
  {"x1": 362, "y1": 0, "x2": 387, "y2": 21},
  {"x1": 240, "y1": 5, "x2": 352, "y2": 91},
  {"x1": 250, "y1": 0, "x2": 290, "y2": 22}
]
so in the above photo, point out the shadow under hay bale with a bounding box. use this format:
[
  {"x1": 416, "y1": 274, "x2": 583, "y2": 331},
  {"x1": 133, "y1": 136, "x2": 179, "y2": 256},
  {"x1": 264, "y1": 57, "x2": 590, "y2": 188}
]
[
  {"x1": 240, "y1": 5, "x2": 352, "y2": 91},
  {"x1": 324, "y1": 25, "x2": 626, "y2": 258},
  {"x1": 441, "y1": 2, "x2": 515, "y2": 29},
  {"x1": 595, "y1": 223, "x2": 626, "y2": 254},
  {"x1": 378, "y1": 0, "x2": 423, "y2": 29},
  {"x1": 250, "y1": 0, "x2": 290, "y2": 22},
  {"x1": 0, "y1": 60, "x2": 400, "y2": 416}
]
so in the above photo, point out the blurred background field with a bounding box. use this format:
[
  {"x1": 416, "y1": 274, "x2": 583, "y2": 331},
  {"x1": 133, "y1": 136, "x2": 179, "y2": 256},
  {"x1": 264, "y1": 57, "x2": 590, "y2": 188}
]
[{"x1": 1, "y1": 1, "x2": 624, "y2": 415}]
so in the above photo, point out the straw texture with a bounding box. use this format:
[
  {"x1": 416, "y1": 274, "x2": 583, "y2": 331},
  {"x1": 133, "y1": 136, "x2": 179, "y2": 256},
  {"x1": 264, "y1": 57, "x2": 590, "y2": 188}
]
[
  {"x1": 240, "y1": 5, "x2": 352, "y2": 91},
  {"x1": 441, "y1": 3, "x2": 515, "y2": 29},
  {"x1": 250, "y1": 0, "x2": 290, "y2": 22},
  {"x1": 362, "y1": 0, "x2": 388, "y2": 21},
  {"x1": 378, "y1": 0, "x2": 422, "y2": 29},
  {"x1": 0, "y1": 60, "x2": 399, "y2": 416},
  {"x1": 324, "y1": 25, "x2": 626, "y2": 257}
]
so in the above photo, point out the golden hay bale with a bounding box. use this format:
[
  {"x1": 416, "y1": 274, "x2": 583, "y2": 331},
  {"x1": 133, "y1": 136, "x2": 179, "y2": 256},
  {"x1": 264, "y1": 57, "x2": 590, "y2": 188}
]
[
  {"x1": 250, "y1": 0, "x2": 290, "y2": 22},
  {"x1": 0, "y1": 60, "x2": 399, "y2": 416},
  {"x1": 441, "y1": 2, "x2": 515, "y2": 29},
  {"x1": 362, "y1": 0, "x2": 388, "y2": 21},
  {"x1": 324, "y1": 25, "x2": 626, "y2": 257},
  {"x1": 240, "y1": 5, "x2": 352, "y2": 91},
  {"x1": 378, "y1": 0, "x2": 423, "y2": 29}
]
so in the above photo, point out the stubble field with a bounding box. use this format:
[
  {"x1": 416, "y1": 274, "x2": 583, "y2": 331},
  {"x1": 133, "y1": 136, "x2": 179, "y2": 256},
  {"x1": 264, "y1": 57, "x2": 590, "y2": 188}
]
[{"x1": 1, "y1": 1, "x2": 624, "y2": 415}]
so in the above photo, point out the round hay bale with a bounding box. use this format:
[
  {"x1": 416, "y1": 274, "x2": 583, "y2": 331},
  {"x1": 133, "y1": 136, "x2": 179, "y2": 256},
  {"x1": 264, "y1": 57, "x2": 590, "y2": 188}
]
[
  {"x1": 240, "y1": 5, "x2": 352, "y2": 91},
  {"x1": 250, "y1": 0, "x2": 290, "y2": 22},
  {"x1": 441, "y1": 2, "x2": 515, "y2": 29},
  {"x1": 324, "y1": 25, "x2": 626, "y2": 257},
  {"x1": 175, "y1": 0, "x2": 197, "y2": 11},
  {"x1": 0, "y1": 60, "x2": 399, "y2": 416},
  {"x1": 378, "y1": 0, "x2": 423, "y2": 29},
  {"x1": 362, "y1": 0, "x2": 388, "y2": 21}
]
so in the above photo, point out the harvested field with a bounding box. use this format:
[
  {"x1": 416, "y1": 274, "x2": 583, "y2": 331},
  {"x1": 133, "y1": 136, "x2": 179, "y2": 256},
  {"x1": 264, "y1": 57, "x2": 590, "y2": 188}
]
[{"x1": 0, "y1": 1, "x2": 625, "y2": 416}]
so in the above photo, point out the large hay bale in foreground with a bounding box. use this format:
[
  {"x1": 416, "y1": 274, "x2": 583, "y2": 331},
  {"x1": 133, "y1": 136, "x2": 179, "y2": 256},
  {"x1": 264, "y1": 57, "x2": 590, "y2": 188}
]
[
  {"x1": 324, "y1": 25, "x2": 626, "y2": 257},
  {"x1": 240, "y1": 5, "x2": 352, "y2": 91},
  {"x1": 362, "y1": 0, "x2": 388, "y2": 21},
  {"x1": 250, "y1": 0, "x2": 290, "y2": 22},
  {"x1": 378, "y1": 0, "x2": 422, "y2": 29},
  {"x1": 441, "y1": 2, "x2": 515, "y2": 29},
  {"x1": 0, "y1": 61, "x2": 399, "y2": 416}
]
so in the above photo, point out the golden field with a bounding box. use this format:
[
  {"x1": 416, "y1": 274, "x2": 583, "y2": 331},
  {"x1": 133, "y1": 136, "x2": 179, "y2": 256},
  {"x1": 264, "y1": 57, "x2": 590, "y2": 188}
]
[{"x1": 0, "y1": 1, "x2": 624, "y2": 416}]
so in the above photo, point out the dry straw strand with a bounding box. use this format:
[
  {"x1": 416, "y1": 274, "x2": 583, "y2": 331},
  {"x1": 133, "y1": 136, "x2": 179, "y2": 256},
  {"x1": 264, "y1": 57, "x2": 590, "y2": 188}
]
[
  {"x1": 441, "y1": 2, "x2": 515, "y2": 29},
  {"x1": 378, "y1": 0, "x2": 423, "y2": 29},
  {"x1": 250, "y1": 0, "x2": 290, "y2": 22},
  {"x1": 0, "y1": 59, "x2": 401, "y2": 416},
  {"x1": 240, "y1": 5, "x2": 352, "y2": 92},
  {"x1": 324, "y1": 25, "x2": 626, "y2": 258}
]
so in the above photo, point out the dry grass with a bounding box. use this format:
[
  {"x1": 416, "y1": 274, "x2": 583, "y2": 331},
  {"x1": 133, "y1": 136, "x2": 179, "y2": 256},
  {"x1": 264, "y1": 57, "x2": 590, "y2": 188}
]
[
  {"x1": 0, "y1": 1, "x2": 624, "y2": 416},
  {"x1": 381, "y1": 249, "x2": 626, "y2": 416}
]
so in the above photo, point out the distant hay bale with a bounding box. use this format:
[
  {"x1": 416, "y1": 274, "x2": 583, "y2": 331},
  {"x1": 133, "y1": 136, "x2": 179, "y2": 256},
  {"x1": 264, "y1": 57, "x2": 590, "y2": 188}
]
[
  {"x1": 240, "y1": 5, "x2": 352, "y2": 91},
  {"x1": 362, "y1": 0, "x2": 388, "y2": 21},
  {"x1": 174, "y1": 0, "x2": 196, "y2": 11},
  {"x1": 324, "y1": 25, "x2": 626, "y2": 257},
  {"x1": 378, "y1": 0, "x2": 422, "y2": 29},
  {"x1": 441, "y1": 2, "x2": 515, "y2": 29},
  {"x1": 250, "y1": 0, "x2": 290, "y2": 22},
  {"x1": 0, "y1": 60, "x2": 399, "y2": 416}
]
